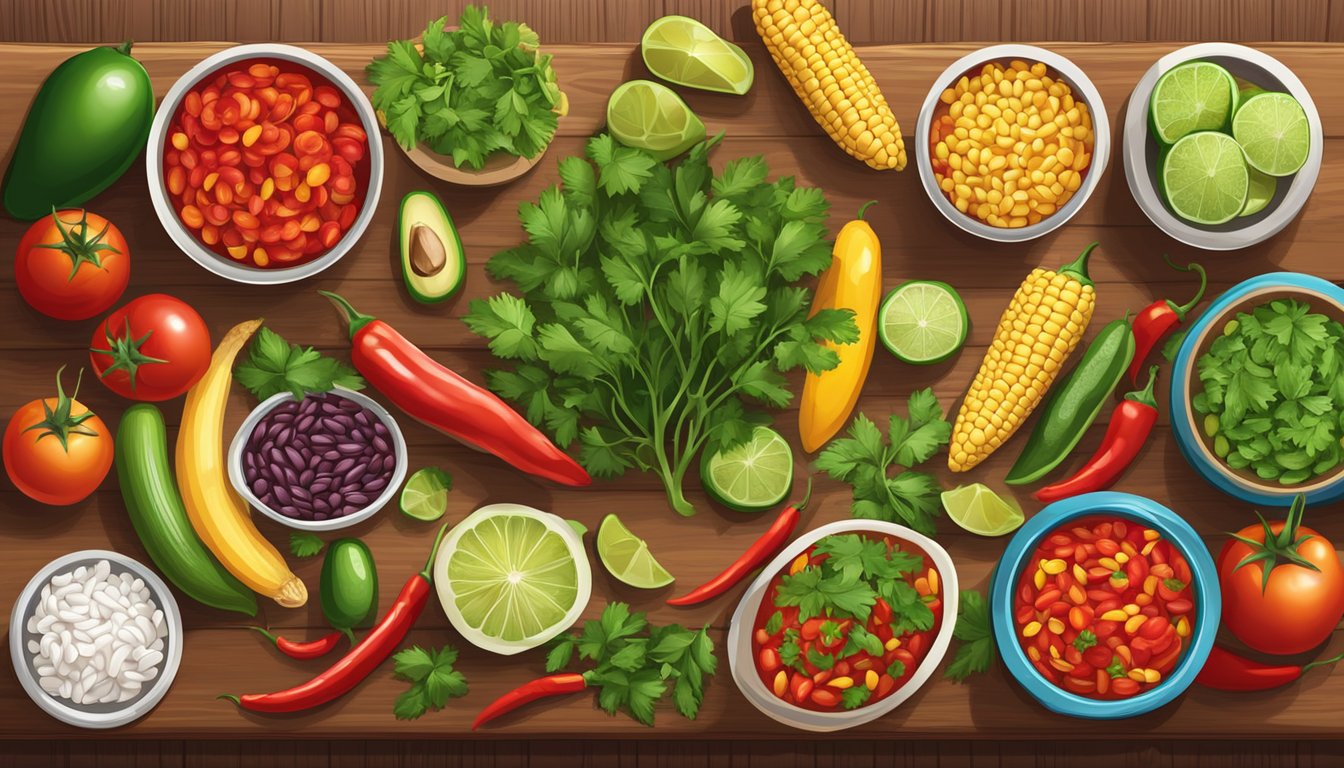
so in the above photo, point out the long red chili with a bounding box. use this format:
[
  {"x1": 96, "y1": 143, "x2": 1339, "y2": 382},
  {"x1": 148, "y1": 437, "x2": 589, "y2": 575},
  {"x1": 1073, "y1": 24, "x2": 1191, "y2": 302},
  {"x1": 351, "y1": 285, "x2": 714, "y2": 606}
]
[
  {"x1": 666, "y1": 480, "x2": 810, "y2": 607},
  {"x1": 472, "y1": 672, "x2": 588, "y2": 730},
  {"x1": 221, "y1": 525, "x2": 448, "y2": 713},
  {"x1": 250, "y1": 627, "x2": 345, "y2": 660},
  {"x1": 1127, "y1": 256, "x2": 1206, "y2": 384},
  {"x1": 1196, "y1": 645, "x2": 1344, "y2": 691},
  {"x1": 319, "y1": 291, "x2": 590, "y2": 487},
  {"x1": 1035, "y1": 366, "x2": 1160, "y2": 503}
]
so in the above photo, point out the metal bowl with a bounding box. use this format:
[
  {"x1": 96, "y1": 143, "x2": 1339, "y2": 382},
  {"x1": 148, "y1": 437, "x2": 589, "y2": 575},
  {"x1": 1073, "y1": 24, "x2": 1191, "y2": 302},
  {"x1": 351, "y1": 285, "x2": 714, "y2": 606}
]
[
  {"x1": 9, "y1": 550, "x2": 184, "y2": 729},
  {"x1": 1122, "y1": 43, "x2": 1322, "y2": 251},
  {"x1": 145, "y1": 44, "x2": 384, "y2": 284},
  {"x1": 915, "y1": 44, "x2": 1111, "y2": 243}
]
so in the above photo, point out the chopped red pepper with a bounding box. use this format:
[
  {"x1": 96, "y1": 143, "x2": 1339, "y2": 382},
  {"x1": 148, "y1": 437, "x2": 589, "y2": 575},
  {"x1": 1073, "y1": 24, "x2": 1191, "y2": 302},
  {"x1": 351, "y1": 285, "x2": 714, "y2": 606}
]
[{"x1": 1128, "y1": 256, "x2": 1205, "y2": 384}]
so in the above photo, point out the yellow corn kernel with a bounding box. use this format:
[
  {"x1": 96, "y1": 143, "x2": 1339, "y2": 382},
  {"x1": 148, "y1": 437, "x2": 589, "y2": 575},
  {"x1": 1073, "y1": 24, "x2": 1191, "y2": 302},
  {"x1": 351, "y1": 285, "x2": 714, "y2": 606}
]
[
  {"x1": 829, "y1": 676, "x2": 854, "y2": 690},
  {"x1": 252, "y1": 247, "x2": 269, "y2": 267},
  {"x1": 1047, "y1": 618, "x2": 1065, "y2": 635},
  {"x1": 1176, "y1": 617, "x2": 1191, "y2": 637},
  {"x1": 226, "y1": 244, "x2": 248, "y2": 260},
  {"x1": 927, "y1": 568, "x2": 940, "y2": 595},
  {"x1": 1072, "y1": 564, "x2": 1088, "y2": 583},
  {"x1": 1022, "y1": 621, "x2": 1043, "y2": 638},
  {"x1": 773, "y1": 670, "x2": 788, "y2": 697},
  {"x1": 260, "y1": 178, "x2": 275, "y2": 200},
  {"x1": 790, "y1": 554, "x2": 810, "y2": 575},
  {"x1": 884, "y1": 637, "x2": 901, "y2": 651},
  {"x1": 1034, "y1": 568, "x2": 1046, "y2": 589},
  {"x1": 1027, "y1": 646, "x2": 1041, "y2": 662},
  {"x1": 171, "y1": 132, "x2": 189, "y2": 151},
  {"x1": 242, "y1": 124, "x2": 263, "y2": 147},
  {"x1": 1115, "y1": 551, "x2": 1130, "y2": 564},
  {"x1": 1141, "y1": 540, "x2": 1158, "y2": 556},
  {"x1": 1042, "y1": 558, "x2": 1067, "y2": 575},
  {"x1": 1127, "y1": 668, "x2": 1148, "y2": 683},
  {"x1": 1143, "y1": 575, "x2": 1158, "y2": 596},
  {"x1": 1100, "y1": 610, "x2": 1129, "y2": 622},
  {"x1": 1124, "y1": 614, "x2": 1147, "y2": 635},
  {"x1": 1123, "y1": 603, "x2": 1141, "y2": 616}
]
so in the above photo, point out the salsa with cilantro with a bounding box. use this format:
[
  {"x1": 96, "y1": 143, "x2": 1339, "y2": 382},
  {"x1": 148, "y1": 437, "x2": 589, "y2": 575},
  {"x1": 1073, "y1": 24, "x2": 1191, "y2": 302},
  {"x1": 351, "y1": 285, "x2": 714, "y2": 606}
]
[{"x1": 751, "y1": 532, "x2": 943, "y2": 712}]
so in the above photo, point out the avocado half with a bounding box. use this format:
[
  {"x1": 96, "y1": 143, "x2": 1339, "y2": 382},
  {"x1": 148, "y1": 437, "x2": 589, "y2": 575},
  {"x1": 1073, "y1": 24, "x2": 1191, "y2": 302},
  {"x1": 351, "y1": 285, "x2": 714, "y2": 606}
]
[{"x1": 398, "y1": 191, "x2": 465, "y2": 304}]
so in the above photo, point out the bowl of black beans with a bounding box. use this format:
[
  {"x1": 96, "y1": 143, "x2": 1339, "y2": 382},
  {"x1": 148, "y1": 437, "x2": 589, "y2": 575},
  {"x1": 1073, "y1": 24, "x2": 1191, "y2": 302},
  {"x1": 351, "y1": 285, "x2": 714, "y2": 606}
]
[{"x1": 227, "y1": 388, "x2": 408, "y2": 531}]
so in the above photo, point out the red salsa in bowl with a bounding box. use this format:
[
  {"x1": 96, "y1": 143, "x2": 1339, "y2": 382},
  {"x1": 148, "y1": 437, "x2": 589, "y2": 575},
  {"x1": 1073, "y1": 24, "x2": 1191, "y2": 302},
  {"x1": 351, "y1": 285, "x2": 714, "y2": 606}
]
[{"x1": 750, "y1": 531, "x2": 944, "y2": 713}]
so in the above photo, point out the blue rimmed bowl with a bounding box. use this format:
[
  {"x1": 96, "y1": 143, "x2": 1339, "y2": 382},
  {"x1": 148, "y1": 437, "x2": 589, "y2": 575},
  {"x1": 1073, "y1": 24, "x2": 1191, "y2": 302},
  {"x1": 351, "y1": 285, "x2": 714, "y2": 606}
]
[
  {"x1": 1170, "y1": 272, "x2": 1344, "y2": 507},
  {"x1": 990, "y1": 492, "x2": 1219, "y2": 720}
]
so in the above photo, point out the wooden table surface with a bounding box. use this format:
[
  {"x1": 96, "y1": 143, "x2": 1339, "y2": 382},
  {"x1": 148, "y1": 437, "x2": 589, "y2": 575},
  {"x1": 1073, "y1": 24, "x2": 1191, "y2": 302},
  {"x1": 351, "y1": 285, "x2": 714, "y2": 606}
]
[{"x1": 2, "y1": 38, "x2": 1343, "y2": 743}]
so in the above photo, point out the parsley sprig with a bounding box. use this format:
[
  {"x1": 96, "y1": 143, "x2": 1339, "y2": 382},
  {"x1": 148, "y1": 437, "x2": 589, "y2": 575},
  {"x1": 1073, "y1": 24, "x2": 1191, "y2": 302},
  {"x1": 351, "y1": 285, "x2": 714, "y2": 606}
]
[
  {"x1": 391, "y1": 644, "x2": 469, "y2": 720},
  {"x1": 945, "y1": 589, "x2": 997, "y2": 682},
  {"x1": 234, "y1": 327, "x2": 363, "y2": 401}
]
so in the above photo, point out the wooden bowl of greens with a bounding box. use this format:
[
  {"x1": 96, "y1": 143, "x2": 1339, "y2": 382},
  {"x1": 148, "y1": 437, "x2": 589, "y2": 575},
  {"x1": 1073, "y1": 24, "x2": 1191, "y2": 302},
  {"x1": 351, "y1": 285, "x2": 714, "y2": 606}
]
[
  {"x1": 1170, "y1": 272, "x2": 1344, "y2": 506},
  {"x1": 367, "y1": 8, "x2": 565, "y2": 187}
]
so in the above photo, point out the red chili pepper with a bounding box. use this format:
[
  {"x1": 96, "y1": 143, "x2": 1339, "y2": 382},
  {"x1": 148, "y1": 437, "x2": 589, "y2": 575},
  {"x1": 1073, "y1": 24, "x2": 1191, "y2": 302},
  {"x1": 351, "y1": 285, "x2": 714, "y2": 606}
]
[
  {"x1": 319, "y1": 291, "x2": 591, "y2": 487},
  {"x1": 1127, "y1": 256, "x2": 1206, "y2": 385},
  {"x1": 666, "y1": 480, "x2": 810, "y2": 607},
  {"x1": 249, "y1": 627, "x2": 345, "y2": 660},
  {"x1": 221, "y1": 525, "x2": 448, "y2": 713},
  {"x1": 1196, "y1": 645, "x2": 1344, "y2": 691},
  {"x1": 1034, "y1": 366, "x2": 1161, "y2": 503},
  {"x1": 471, "y1": 672, "x2": 588, "y2": 730}
]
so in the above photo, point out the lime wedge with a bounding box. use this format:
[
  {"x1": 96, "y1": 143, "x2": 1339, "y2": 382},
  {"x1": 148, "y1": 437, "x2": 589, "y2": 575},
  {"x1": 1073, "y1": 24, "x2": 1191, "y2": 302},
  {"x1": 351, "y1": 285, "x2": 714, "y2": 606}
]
[
  {"x1": 641, "y1": 15, "x2": 753, "y2": 95},
  {"x1": 1232, "y1": 92, "x2": 1310, "y2": 177},
  {"x1": 1149, "y1": 61, "x2": 1236, "y2": 144},
  {"x1": 879, "y1": 280, "x2": 969, "y2": 365},
  {"x1": 1241, "y1": 166, "x2": 1276, "y2": 217},
  {"x1": 596, "y1": 514, "x2": 675, "y2": 589},
  {"x1": 399, "y1": 467, "x2": 452, "y2": 521},
  {"x1": 940, "y1": 483, "x2": 1025, "y2": 537},
  {"x1": 434, "y1": 503, "x2": 591, "y2": 655},
  {"x1": 1160, "y1": 131, "x2": 1249, "y2": 226},
  {"x1": 700, "y1": 426, "x2": 793, "y2": 513},
  {"x1": 607, "y1": 79, "x2": 706, "y2": 160}
]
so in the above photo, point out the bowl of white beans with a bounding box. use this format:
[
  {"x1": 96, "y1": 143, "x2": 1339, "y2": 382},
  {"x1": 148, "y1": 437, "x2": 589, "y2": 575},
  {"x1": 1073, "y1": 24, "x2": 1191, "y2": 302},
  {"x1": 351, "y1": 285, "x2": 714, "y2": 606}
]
[{"x1": 9, "y1": 550, "x2": 183, "y2": 729}]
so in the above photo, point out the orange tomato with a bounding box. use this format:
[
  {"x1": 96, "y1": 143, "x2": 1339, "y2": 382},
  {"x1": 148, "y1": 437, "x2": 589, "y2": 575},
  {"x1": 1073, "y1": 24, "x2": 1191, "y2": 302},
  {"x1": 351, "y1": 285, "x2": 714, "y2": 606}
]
[
  {"x1": 15, "y1": 209, "x2": 130, "y2": 321},
  {"x1": 2, "y1": 368, "x2": 113, "y2": 506}
]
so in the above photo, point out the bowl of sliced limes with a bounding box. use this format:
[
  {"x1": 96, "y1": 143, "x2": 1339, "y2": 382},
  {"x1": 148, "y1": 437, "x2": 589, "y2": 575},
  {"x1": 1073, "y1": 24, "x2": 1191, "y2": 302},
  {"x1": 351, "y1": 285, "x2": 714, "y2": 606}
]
[{"x1": 1123, "y1": 43, "x2": 1322, "y2": 250}]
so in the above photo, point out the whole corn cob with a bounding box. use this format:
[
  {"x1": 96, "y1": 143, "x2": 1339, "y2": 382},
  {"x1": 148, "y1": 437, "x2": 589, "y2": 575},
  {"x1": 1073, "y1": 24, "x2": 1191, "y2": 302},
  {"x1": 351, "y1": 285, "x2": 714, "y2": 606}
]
[
  {"x1": 949, "y1": 242, "x2": 1099, "y2": 472},
  {"x1": 751, "y1": 0, "x2": 907, "y2": 170}
]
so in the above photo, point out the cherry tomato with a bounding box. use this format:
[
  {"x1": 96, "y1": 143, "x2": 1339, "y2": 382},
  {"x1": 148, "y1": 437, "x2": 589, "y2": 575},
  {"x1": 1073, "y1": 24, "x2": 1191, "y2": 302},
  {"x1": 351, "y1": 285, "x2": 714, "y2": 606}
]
[
  {"x1": 15, "y1": 209, "x2": 130, "y2": 321},
  {"x1": 89, "y1": 294, "x2": 212, "y2": 401},
  {"x1": 3, "y1": 368, "x2": 113, "y2": 506}
]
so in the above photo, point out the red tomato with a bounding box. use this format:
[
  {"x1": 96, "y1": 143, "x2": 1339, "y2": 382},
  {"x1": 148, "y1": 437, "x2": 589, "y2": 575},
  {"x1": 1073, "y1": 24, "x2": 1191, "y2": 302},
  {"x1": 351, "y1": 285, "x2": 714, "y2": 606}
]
[
  {"x1": 89, "y1": 294, "x2": 212, "y2": 401},
  {"x1": 15, "y1": 209, "x2": 130, "y2": 321},
  {"x1": 3, "y1": 368, "x2": 114, "y2": 506},
  {"x1": 1217, "y1": 495, "x2": 1344, "y2": 655}
]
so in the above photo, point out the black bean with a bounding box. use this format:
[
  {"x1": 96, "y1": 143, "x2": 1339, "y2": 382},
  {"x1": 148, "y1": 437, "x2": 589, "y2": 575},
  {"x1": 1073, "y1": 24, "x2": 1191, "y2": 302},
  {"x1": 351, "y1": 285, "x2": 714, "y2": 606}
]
[
  {"x1": 312, "y1": 512, "x2": 328, "y2": 521},
  {"x1": 321, "y1": 417, "x2": 347, "y2": 434},
  {"x1": 371, "y1": 436, "x2": 390, "y2": 454},
  {"x1": 251, "y1": 477, "x2": 269, "y2": 496},
  {"x1": 279, "y1": 505, "x2": 299, "y2": 518},
  {"x1": 278, "y1": 427, "x2": 294, "y2": 446},
  {"x1": 296, "y1": 415, "x2": 315, "y2": 433},
  {"x1": 271, "y1": 411, "x2": 294, "y2": 423},
  {"x1": 364, "y1": 477, "x2": 388, "y2": 493},
  {"x1": 332, "y1": 457, "x2": 355, "y2": 475},
  {"x1": 373, "y1": 420, "x2": 389, "y2": 437},
  {"x1": 339, "y1": 398, "x2": 360, "y2": 412},
  {"x1": 346, "y1": 492, "x2": 369, "y2": 506},
  {"x1": 320, "y1": 401, "x2": 341, "y2": 415},
  {"x1": 300, "y1": 397, "x2": 319, "y2": 415},
  {"x1": 315, "y1": 496, "x2": 332, "y2": 512},
  {"x1": 354, "y1": 411, "x2": 370, "y2": 427},
  {"x1": 311, "y1": 434, "x2": 335, "y2": 447},
  {"x1": 312, "y1": 478, "x2": 331, "y2": 493},
  {"x1": 269, "y1": 447, "x2": 286, "y2": 466},
  {"x1": 348, "y1": 427, "x2": 366, "y2": 443},
  {"x1": 340, "y1": 462, "x2": 365, "y2": 485},
  {"x1": 296, "y1": 468, "x2": 312, "y2": 485},
  {"x1": 337, "y1": 443, "x2": 363, "y2": 456},
  {"x1": 282, "y1": 466, "x2": 299, "y2": 486},
  {"x1": 272, "y1": 485, "x2": 292, "y2": 505}
]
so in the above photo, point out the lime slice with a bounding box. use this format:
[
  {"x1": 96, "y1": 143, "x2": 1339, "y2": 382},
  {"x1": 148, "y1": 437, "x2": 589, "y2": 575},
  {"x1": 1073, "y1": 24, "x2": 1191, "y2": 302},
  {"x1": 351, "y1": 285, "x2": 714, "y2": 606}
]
[
  {"x1": 700, "y1": 426, "x2": 793, "y2": 513},
  {"x1": 1241, "y1": 165, "x2": 1276, "y2": 217},
  {"x1": 1149, "y1": 61, "x2": 1236, "y2": 144},
  {"x1": 434, "y1": 503, "x2": 592, "y2": 655},
  {"x1": 940, "y1": 483, "x2": 1025, "y2": 537},
  {"x1": 607, "y1": 79, "x2": 707, "y2": 160},
  {"x1": 1160, "y1": 131, "x2": 1249, "y2": 226},
  {"x1": 596, "y1": 514, "x2": 675, "y2": 589},
  {"x1": 399, "y1": 467, "x2": 452, "y2": 521},
  {"x1": 1232, "y1": 92, "x2": 1310, "y2": 177},
  {"x1": 641, "y1": 15, "x2": 753, "y2": 95},
  {"x1": 879, "y1": 280, "x2": 969, "y2": 365}
]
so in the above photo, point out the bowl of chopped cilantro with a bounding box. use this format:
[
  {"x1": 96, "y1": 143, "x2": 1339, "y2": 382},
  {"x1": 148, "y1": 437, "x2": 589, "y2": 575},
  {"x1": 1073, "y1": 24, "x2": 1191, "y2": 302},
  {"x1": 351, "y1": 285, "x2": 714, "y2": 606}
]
[
  {"x1": 1171, "y1": 272, "x2": 1344, "y2": 506},
  {"x1": 727, "y1": 519, "x2": 958, "y2": 731}
]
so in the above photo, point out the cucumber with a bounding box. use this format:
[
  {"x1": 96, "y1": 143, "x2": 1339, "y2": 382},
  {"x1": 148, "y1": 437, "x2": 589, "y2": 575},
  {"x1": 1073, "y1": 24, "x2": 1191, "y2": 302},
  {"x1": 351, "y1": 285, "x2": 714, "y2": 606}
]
[
  {"x1": 116, "y1": 404, "x2": 257, "y2": 615},
  {"x1": 320, "y1": 538, "x2": 378, "y2": 637}
]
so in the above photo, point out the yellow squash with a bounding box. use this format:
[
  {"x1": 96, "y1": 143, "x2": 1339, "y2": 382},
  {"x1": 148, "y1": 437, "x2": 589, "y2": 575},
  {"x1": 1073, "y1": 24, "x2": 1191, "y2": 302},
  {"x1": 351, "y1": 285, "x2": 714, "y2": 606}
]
[
  {"x1": 177, "y1": 319, "x2": 307, "y2": 608},
  {"x1": 799, "y1": 201, "x2": 882, "y2": 453}
]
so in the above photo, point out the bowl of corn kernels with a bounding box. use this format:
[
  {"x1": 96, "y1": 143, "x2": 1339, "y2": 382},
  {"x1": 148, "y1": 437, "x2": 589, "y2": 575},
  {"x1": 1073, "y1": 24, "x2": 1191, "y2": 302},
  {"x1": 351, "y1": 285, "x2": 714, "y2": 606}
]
[{"x1": 915, "y1": 45, "x2": 1110, "y2": 242}]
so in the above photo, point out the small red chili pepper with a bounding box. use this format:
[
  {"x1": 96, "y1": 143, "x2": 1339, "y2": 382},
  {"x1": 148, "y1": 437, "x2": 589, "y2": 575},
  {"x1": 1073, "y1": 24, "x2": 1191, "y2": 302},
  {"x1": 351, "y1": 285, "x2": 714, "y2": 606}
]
[
  {"x1": 1196, "y1": 645, "x2": 1344, "y2": 691},
  {"x1": 249, "y1": 627, "x2": 345, "y2": 660},
  {"x1": 220, "y1": 525, "x2": 448, "y2": 713},
  {"x1": 1127, "y1": 256, "x2": 1206, "y2": 385},
  {"x1": 472, "y1": 672, "x2": 588, "y2": 730},
  {"x1": 666, "y1": 480, "x2": 810, "y2": 607},
  {"x1": 1035, "y1": 366, "x2": 1161, "y2": 503},
  {"x1": 319, "y1": 291, "x2": 591, "y2": 487}
]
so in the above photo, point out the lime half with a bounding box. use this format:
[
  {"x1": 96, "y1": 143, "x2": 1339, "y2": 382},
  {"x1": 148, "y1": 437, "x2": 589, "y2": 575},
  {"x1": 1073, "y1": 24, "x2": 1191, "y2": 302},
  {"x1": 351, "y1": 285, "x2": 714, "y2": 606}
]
[
  {"x1": 641, "y1": 15, "x2": 753, "y2": 95},
  {"x1": 1149, "y1": 61, "x2": 1236, "y2": 144},
  {"x1": 607, "y1": 80, "x2": 706, "y2": 160},
  {"x1": 1160, "y1": 131, "x2": 1249, "y2": 225},
  {"x1": 1232, "y1": 92, "x2": 1310, "y2": 177},
  {"x1": 940, "y1": 484, "x2": 1025, "y2": 537},
  {"x1": 1241, "y1": 166, "x2": 1276, "y2": 217},
  {"x1": 596, "y1": 514, "x2": 675, "y2": 589},
  {"x1": 434, "y1": 503, "x2": 591, "y2": 655},
  {"x1": 879, "y1": 280, "x2": 969, "y2": 365},
  {"x1": 399, "y1": 467, "x2": 452, "y2": 521},
  {"x1": 700, "y1": 426, "x2": 793, "y2": 513}
]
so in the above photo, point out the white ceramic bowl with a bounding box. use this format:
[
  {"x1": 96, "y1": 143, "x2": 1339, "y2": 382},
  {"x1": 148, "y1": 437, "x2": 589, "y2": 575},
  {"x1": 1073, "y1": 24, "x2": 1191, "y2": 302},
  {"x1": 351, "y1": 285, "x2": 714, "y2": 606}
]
[
  {"x1": 727, "y1": 520, "x2": 959, "y2": 732},
  {"x1": 9, "y1": 550, "x2": 184, "y2": 729},
  {"x1": 915, "y1": 44, "x2": 1110, "y2": 243},
  {"x1": 228, "y1": 388, "x2": 408, "y2": 531},
  {"x1": 145, "y1": 44, "x2": 384, "y2": 284},
  {"x1": 1122, "y1": 43, "x2": 1322, "y2": 250}
]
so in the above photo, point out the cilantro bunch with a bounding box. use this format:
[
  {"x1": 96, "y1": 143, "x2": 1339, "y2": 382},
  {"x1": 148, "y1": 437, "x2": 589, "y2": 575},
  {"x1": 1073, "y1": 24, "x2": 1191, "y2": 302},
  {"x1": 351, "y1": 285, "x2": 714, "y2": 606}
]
[
  {"x1": 1194, "y1": 298, "x2": 1344, "y2": 483},
  {"x1": 391, "y1": 644, "x2": 469, "y2": 720},
  {"x1": 235, "y1": 327, "x2": 364, "y2": 401},
  {"x1": 367, "y1": 6, "x2": 561, "y2": 169},
  {"x1": 464, "y1": 134, "x2": 855, "y2": 516}
]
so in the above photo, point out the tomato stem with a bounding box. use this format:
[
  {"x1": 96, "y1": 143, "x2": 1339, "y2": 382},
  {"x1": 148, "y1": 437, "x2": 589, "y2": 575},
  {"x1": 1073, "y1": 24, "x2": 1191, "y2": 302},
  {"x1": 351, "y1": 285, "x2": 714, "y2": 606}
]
[
  {"x1": 34, "y1": 207, "x2": 122, "y2": 282},
  {"x1": 1230, "y1": 493, "x2": 1322, "y2": 594},
  {"x1": 21, "y1": 366, "x2": 99, "y2": 453},
  {"x1": 91, "y1": 316, "x2": 167, "y2": 392}
]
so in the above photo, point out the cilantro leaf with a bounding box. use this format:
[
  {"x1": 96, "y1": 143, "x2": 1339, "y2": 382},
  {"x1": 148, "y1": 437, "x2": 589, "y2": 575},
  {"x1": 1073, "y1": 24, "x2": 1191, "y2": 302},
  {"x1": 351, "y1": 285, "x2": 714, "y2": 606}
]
[
  {"x1": 288, "y1": 532, "x2": 324, "y2": 558},
  {"x1": 775, "y1": 566, "x2": 876, "y2": 621},
  {"x1": 945, "y1": 590, "x2": 996, "y2": 682},
  {"x1": 842, "y1": 685, "x2": 873, "y2": 710},
  {"x1": 390, "y1": 644, "x2": 468, "y2": 719},
  {"x1": 235, "y1": 327, "x2": 364, "y2": 401}
]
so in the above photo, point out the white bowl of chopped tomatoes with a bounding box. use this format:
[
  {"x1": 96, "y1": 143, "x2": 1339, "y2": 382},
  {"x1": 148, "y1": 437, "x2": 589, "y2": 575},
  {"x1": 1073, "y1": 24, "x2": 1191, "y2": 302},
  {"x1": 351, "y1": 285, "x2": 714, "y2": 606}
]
[
  {"x1": 727, "y1": 520, "x2": 959, "y2": 732},
  {"x1": 146, "y1": 44, "x2": 383, "y2": 284}
]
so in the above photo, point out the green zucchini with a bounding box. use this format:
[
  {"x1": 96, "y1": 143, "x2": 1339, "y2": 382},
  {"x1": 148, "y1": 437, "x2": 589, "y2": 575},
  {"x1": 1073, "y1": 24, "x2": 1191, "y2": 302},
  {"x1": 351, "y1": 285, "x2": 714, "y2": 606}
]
[
  {"x1": 320, "y1": 538, "x2": 378, "y2": 637},
  {"x1": 116, "y1": 404, "x2": 257, "y2": 615}
]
